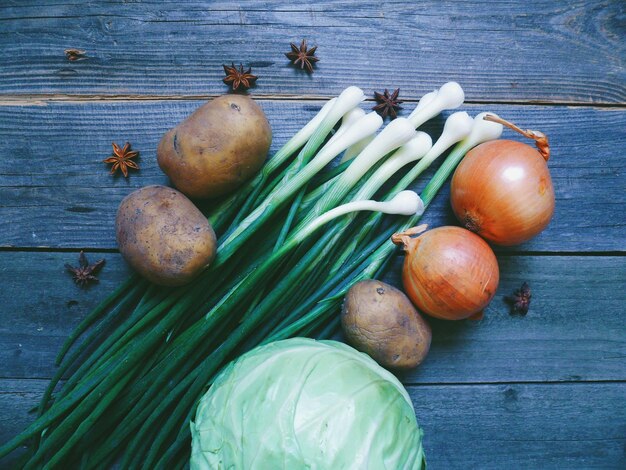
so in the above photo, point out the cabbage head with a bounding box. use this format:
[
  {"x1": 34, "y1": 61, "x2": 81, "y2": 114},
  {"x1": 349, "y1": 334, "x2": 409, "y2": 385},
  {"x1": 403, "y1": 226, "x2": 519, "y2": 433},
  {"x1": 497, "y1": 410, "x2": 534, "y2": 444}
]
[{"x1": 190, "y1": 338, "x2": 425, "y2": 470}]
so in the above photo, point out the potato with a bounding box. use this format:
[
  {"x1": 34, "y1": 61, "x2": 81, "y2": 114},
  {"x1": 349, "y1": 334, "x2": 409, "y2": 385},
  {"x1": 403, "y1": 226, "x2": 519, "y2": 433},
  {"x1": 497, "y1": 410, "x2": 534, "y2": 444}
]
[
  {"x1": 341, "y1": 280, "x2": 432, "y2": 369},
  {"x1": 157, "y1": 94, "x2": 272, "y2": 199},
  {"x1": 116, "y1": 185, "x2": 217, "y2": 286}
]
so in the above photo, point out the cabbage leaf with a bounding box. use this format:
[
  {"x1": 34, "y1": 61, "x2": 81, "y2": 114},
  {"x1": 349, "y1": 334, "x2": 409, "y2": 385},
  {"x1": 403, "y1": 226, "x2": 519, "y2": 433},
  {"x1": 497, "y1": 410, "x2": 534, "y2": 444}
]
[{"x1": 191, "y1": 338, "x2": 426, "y2": 470}]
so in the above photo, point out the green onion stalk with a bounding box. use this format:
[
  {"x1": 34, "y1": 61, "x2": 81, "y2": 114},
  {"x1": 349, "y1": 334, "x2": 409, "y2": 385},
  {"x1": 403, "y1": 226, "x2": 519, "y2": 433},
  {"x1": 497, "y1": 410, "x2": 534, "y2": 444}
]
[
  {"x1": 57, "y1": 159, "x2": 400, "y2": 466},
  {"x1": 50, "y1": 96, "x2": 343, "y2": 373},
  {"x1": 54, "y1": 82, "x2": 461, "y2": 404},
  {"x1": 50, "y1": 81, "x2": 462, "y2": 379},
  {"x1": 270, "y1": 107, "x2": 372, "y2": 249},
  {"x1": 0, "y1": 96, "x2": 405, "y2": 465},
  {"x1": 217, "y1": 95, "x2": 379, "y2": 260}
]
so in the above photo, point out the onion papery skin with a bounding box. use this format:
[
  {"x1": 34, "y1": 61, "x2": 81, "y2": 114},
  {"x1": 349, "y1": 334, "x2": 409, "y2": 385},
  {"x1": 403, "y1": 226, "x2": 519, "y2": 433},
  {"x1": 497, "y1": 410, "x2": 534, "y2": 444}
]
[
  {"x1": 450, "y1": 139, "x2": 555, "y2": 246},
  {"x1": 401, "y1": 226, "x2": 499, "y2": 320}
]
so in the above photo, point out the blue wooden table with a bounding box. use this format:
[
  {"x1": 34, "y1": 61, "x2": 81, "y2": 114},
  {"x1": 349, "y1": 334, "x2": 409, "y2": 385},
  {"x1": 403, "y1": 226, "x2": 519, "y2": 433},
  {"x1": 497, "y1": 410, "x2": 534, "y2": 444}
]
[{"x1": 0, "y1": 1, "x2": 624, "y2": 468}]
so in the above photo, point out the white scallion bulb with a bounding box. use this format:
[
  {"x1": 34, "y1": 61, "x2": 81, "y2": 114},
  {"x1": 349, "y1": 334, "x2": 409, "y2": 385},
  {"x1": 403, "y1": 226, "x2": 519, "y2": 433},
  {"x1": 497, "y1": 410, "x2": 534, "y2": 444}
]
[
  {"x1": 329, "y1": 107, "x2": 367, "y2": 145},
  {"x1": 358, "y1": 117, "x2": 417, "y2": 162},
  {"x1": 436, "y1": 82, "x2": 465, "y2": 110},
  {"x1": 425, "y1": 111, "x2": 474, "y2": 160},
  {"x1": 380, "y1": 190, "x2": 425, "y2": 216},
  {"x1": 317, "y1": 112, "x2": 383, "y2": 163},
  {"x1": 462, "y1": 112, "x2": 504, "y2": 149},
  {"x1": 306, "y1": 190, "x2": 425, "y2": 234},
  {"x1": 340, "y1": 135, "x2": 374, "y2": 163},
  {"x1": 389, "y1": 132, "x2": 433, "y2": 164},
  {"x1": 300, "y1": 98, "x2": 336, "y2": 139},
  {"x1": 341, "y1": 117, "x2": 417, "y2": 181},
  {"x1": 411, "y1": 90, "x2": 438, "y2": 115},
  {"x1": 330, "y1": 86, "x2": 366, "y2": 118},
  {"x1": 342, "y1": 107, "x2": 367, "y2": 126},
  {"x1": 408, "y1": 82, "x2": 465, "y2": 129}
]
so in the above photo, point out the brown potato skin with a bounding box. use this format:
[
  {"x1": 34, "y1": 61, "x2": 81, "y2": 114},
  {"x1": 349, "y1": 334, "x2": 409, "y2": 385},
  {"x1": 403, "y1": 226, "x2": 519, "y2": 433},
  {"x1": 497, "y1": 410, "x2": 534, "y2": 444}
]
[
  {"x1": 115, "y1": 185, "x2": 217, "y2": 286},
  {"x1": 341, "y1": 280, "x2": 432, "y2": 370},
  {"x1": 157, "y1": 95, "x2": 272, "y2": 199}
]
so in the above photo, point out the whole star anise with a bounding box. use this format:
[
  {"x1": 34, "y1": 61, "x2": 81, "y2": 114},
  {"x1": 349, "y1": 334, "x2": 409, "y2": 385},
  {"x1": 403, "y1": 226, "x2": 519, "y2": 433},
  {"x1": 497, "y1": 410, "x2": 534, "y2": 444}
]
[
  {"x1": 285, "y1": 39, "x2": 319, "y2": 73},
  {"x1": 506, "y1": 282, "x2": 532, "y2": 315},
  {"x1": 222, "y1": 63, "x2": 258, "y2": 91},
  {"x1": 373, "y1": 88, "x2": 403, "y2": 119},
  {"x1": 65, "y1": 251, "x2": 105, "y2": 288},
  {"x1": 103, "y1": 142, "x2": 139, "y2": 177},
  {"x1": 64, "y1": 48, "x2": 87, "y2": 61}
]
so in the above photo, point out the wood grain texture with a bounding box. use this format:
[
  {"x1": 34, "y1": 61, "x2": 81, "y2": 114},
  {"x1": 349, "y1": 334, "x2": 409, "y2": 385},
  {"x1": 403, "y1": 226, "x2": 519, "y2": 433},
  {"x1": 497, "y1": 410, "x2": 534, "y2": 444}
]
[
  {"x1": 409, "y1": 382, "x2": 626, "y2": 469},
  {"x1": 0, "y1": 1, "x2": 624, "y2": 103},
  {"x1": 0, "y1": 380, "x2": 42, "y2": 468},
  {"x1": 1, "y1": 251, "x2": 624, "y2": 383},
  {"x1": 0, "y1": 100, "x2": 624, "y2": 251},
  {"x1": 0, "y1": 252, "x2": 132, "y2": 380},
  {"x1": 0, "y1": 379, "x2": 624, "y2": 469}
]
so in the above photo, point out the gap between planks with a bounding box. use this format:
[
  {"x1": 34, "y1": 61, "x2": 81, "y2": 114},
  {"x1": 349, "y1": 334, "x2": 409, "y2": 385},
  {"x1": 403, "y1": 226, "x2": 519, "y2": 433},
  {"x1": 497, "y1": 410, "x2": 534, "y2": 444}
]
[
  {"x1": 0, "y1": 247, "x2": 624, "y2": 256},
  {"x1": 400, "y1": 378, "x2": 626, "y2": 387},
  {"x1": 1, "y1": 377, "x2": 623, "y2": 387},
  {"x1": 0, "y1": 94, "x2": 625, "y2": 108}
]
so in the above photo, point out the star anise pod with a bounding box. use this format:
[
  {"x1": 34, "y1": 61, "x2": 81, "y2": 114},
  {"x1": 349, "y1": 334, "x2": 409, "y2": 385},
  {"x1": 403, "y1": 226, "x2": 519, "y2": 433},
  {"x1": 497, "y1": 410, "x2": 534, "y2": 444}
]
[
  {"x1": 103, "y1": 142, "x2": 139, "y2": 177},
  {"x1": 65, "y1": 251, "x2": 105, "y2": 288},
  {"x1": 373, "y1": 88, "x2": 403, "y2": 119},
  {"x1": 285, "y1": 39, "x2": 319, "y2": 74},
  {"x1": 222, "y1": 63, "x2": 258, "y2": 91},
  {"x1": 64, "y1": 49, "x2": 87, "y2": 61},
  {"x1": 506, "y1": 282, "x2": 532, "y2": 315}
]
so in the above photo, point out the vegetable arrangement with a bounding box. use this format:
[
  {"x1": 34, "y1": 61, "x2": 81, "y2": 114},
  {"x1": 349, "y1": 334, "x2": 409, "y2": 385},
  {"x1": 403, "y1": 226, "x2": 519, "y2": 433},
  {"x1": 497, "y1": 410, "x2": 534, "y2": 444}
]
[{"x1": 0, "y1": 75, "x2": 555, "y2": 468}]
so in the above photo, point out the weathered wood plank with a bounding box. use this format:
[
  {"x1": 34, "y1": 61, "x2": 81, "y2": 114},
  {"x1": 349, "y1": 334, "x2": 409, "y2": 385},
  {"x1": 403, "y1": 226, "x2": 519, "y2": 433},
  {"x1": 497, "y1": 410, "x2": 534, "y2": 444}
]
[
  {"x1": 0, "y1": 379, "x2": 624, "y2": 469},
  {"x1": 0, "y1": 379, "x2": 42, "y2": 468},
  {"x1": 0, "y1": 100, "x2": 624, "y2": 251},
  {"x1": 0, "y1": 252, "x2": 132, "y2": 380},
  {"x1": 390, "y1": 254, "x2": 626, "y2": 384},
  {"x1": 0, "y1": 101, "x2": 626, "y2": 252},
  {"x1": 0, "y1": 1, "x2": 624, "y2": 103},
  {"x1": 409, "y1": 382, "x2": 626, "y2": 469},
  {"x1": 1, "y1": 251, "x2": 624, "y2": 383}
]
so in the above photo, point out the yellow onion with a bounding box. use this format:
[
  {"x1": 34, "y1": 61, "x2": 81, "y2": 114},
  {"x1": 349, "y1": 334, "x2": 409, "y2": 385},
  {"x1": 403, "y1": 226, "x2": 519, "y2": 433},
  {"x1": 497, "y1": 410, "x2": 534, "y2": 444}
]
[
  {"x1": 392, "y1": 225, "x2": 499, "y2": 320},
  {"x1": 450, "y1": 115, "x2": 555, "y2": 246}
]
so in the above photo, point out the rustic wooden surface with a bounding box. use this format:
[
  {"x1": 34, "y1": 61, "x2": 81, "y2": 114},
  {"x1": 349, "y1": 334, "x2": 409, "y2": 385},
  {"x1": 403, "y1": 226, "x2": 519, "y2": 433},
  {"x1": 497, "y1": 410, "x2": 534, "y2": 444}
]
[{"x1": 0, "y1": 1, "x2": 625, "y2": 469}]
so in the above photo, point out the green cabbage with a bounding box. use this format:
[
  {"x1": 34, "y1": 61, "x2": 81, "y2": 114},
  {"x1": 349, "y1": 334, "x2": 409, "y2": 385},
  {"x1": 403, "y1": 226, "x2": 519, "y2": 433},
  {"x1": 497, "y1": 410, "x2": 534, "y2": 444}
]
[{"x1": 190, "y1": 338, "x2": 426, "y2": 469}]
